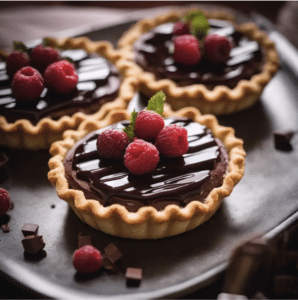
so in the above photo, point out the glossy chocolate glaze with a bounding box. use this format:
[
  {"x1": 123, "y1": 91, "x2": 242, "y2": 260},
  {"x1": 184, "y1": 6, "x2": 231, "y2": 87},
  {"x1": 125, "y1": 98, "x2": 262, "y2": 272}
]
[
  {"x1": 64, "y1": 118, "x2": 228, "y2": 212},
  {"x1": 0, "y1": 49, "x2": 121, "y2": 124},
  {"x1": 133, "y1": 19, "x2": 264, "y2": 89}
]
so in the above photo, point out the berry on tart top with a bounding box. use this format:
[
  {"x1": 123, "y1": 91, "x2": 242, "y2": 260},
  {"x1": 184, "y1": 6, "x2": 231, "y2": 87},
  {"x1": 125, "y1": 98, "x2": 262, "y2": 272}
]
[
  {"x1": 11, "y1": 66, "x2": 44, "y2": 102},
  {"x1": 134, "y1": 110, "x2": 165, "y2": 141},
  {"x1": 6, "y1": 50, "x2": 30, "y2": 78},
  {"x1": 204, "y1": 33, "x2": 232, "y2": 64},
  {"x1": 173, "y1": 35, "x2": 201, "y2": 66},
  {"x1": 172, "y1": 21, "x2": 190, "y2": 36},
  {"x1": 124, "y1": 139, "x2": 160, "y2": 175},
  {"x1": 155, "y1": 124, "x2": 188, "y2": 157},
  {"x1": 44, "y1": 60, "x2": 78, "y2": 94},
  {"x1": 0, "y1": 188, "x2": 11, "y2": 217},
  {"x1": 96, "y1": 128, "x2": 130, "y2": 160},
  {"x1": 30, "y1": 44, "x2": 60, "y2": 74}
]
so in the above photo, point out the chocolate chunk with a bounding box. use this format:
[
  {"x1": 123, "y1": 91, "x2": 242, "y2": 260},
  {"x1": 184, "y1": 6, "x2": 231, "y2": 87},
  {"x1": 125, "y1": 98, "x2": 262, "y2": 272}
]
[
  {"x1": 275, "y1": 250, "x2": 298, "y2": 274},
  {"x1": 22, "y1": 235, "x2": 45, "y2": 255},
  {"x1": 78, "y1": 235, "x2": 92, "y2": 248},
  {"x1": 101, "y1": 256, "x2": 119, "y2": 272},
  {"x1": 222, "y1": 237, "x2": 274, "y2": 298},
  {"x1": 1, "y1": 224, "x2": 10, "y2": 233},
  {"x1": 273, "y1": 274, "x2": 298, "y2": 296},
  {"x1": 0, "y1": 153, "x2": 9, "y2": 168},
  {"x1": 251, "y1": 291, "x2": 268, "y2": 299},
  {"x1": 125, "y1": 267, "x2": 142, "y2": 287},
  {"x1": 273, "y1": 130, "x2": 294, "y2": 151},
  {"x1": 103, "y1": 243, "x2": 122, "y2": 263},
  {"x1": 21, "y1": 223, "x2": 39, "y2": 237}
]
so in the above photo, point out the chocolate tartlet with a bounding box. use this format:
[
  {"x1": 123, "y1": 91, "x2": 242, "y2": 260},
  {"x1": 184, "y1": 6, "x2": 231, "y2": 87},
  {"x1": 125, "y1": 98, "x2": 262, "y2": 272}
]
[
  {"x1": 48, "y1": 107, "x2": 246, "y2": 239},
  {"x1": 0, "y1": 37, "x2": 136, "y2": 149},
  {"x1": 118, "y1": 9, "x2": 279, "y2": 115},
  {"x1": 63, "y1": 117, "x2": 228, "y2": 212}
]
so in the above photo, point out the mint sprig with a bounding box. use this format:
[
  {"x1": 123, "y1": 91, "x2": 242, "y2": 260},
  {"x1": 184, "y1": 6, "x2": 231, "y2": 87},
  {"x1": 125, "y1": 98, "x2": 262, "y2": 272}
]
[
  {"x1": 191, "y1": 14, "x2": 210, "y2": 40},
  {"x1": 13, "y1": 41, "x2": 27, "y2": 53},
  {"x1": 123, "y1": 110, "x2": 138, "y2": 140},
  {"x1": 146, "y1": 90, "x2": 166, "y2": 116},
  {"x1": 123, "y1": 91, "x2": 166, "y2": 139}
]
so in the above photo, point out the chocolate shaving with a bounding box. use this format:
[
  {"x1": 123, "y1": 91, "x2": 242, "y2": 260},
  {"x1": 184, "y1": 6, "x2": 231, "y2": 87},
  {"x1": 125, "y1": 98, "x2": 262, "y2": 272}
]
[
  {"x1": 1, "y1": 224, "x2": 10, "y2": 233},
  {"x1": 273, "y1": 130, "x2": 294, "y2": 151},
  {"x1": 21, "y1": 223, "x2": 39, "y2": 237},
  {"x1": 78, "y1": 235, "x2": 92, "y2": 248},
  {"x1": 22, "y1": 235, "x2": 45, "y2": 255},
  {"x1": 125, "y1": 267, "x2": 142, "y2": 287},
  {"x1": 0, "y1": 153, "x2": 9, "y2": 168},
  {"x1": 103, "y1": 242, "x2": 122, "y2": 263}
]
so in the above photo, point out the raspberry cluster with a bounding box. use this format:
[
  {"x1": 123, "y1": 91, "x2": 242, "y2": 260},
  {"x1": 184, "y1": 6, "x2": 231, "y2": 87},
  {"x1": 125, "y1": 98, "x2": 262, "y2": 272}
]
[
  {"x1": 6, "y1": 43, "x2": 78, "y2": 103},
  {"x1": 172, "y1": 11, "x2": 232, "y2": 66},
  {"x1": 96, "y1": 106, "x2": 189, "y2": 176}
]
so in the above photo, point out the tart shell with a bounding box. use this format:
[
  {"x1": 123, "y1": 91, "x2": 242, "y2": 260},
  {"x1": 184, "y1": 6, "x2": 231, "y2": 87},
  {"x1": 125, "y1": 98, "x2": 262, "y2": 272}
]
[
  {"x1": 118, "y1": 8, "x2": 279, "y2": 115},
  {"x1": 48, "y1": 107, "x2": 246, "y2": 239},
  {"x1": 0, "y1": 37, "x2": 137, "y2": 150}
]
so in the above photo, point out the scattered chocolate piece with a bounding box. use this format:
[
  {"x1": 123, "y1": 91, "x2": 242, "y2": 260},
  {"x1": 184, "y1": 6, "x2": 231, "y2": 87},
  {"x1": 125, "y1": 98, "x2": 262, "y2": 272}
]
[
  {"x1": 273, "y1": 130, "x2": 294, "y2": 151},
  {"x1": 1, "y1": 224, "x2": 10, "y2": 233},
  {"x1": 125, "y1": 267, "x2": 142, "y2": 287},
  {"x1": 251, "y1": 291, "x2": 268, "y2": 299},
  {"x1": 0, "y1": 153, "x2": 9, "y2": 168},
  {"x1": 21, "y1": 223, "x2": 39, "y2": 237},
  {"x1": 78, "y1": 234, "x2": 92, "y2": 248},
  {"x1": 51, "y1": 204, "x2": 55, "y2": 209},
  {"x1": 222, "y1": 236, "x2": 274, "y2": 298},
  {"x1": 273, "y1": 274, "x2": 298, "y2": 296},
  {"x1": 21, "y1": 235, "x2": 45, "y2": 255},
  {"x1": 103, "y1": 242, "x2": 122, "y2": 263}
]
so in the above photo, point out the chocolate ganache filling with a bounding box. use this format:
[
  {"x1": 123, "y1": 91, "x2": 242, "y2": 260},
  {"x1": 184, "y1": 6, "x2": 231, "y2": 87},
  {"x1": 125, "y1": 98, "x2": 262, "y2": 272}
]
[
  {"x1": 64, "y1": 118, "x2": 228, "y2": 212},
  {"x1": 133, "y1": 19, "x2": 264, "y2": 89},
  {"x1": 0, "y1": 48, "x2": 121, "y2": 124}
]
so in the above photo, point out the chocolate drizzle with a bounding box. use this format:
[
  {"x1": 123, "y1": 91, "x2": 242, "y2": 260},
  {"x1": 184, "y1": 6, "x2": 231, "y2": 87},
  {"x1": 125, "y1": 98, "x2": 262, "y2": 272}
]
[
  {"x1": 64, "y1": 118, "x2": 228, "y2": 212},
  {"x1": 0, "y1": 48, "x2": 121, "y2": 124},
  {"x1": 133, "y1": 19, "x2": 264, "y2": 89}
]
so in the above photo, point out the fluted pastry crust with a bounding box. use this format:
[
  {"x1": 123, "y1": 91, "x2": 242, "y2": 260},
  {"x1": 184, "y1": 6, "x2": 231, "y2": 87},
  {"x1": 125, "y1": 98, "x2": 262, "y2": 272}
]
[
  {"x1": 118, "y1": 8, "x2": 279, "y2": 115},
  {"x1": 48, "y1": 107, "x2": 246, "y2": 239},
  {"x1": 0, "y1": 37, "x2": 137, "y2": 150}
]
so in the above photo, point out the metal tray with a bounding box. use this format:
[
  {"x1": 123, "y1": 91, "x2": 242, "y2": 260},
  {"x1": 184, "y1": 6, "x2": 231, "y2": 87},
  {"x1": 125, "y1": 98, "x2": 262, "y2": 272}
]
[{"x1": 1, "y1": 12, "x2": 298, "y2": 300}]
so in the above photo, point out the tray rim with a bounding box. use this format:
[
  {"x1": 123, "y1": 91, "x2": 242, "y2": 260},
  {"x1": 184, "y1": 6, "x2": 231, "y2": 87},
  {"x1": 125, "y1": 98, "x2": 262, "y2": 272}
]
[{"x1": 1, "y1": 11, "x2": 298, "y2": 299}]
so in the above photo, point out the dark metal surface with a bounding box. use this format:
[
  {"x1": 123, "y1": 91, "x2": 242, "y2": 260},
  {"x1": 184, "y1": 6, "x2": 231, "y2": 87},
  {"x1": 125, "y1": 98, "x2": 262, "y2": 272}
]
[{"x1": 1, "y1": 15, "x2": 298, "y2": 300}]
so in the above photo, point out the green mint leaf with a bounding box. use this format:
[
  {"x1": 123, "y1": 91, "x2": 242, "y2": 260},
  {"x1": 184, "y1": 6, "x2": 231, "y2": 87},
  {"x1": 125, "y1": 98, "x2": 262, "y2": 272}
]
[
  {"x1": 123, "y1": 110, "x2": 138, "y2": 140},
  {"x1": 13, "y1": 41, "x2": 27, "y2": 52},
  {"x1": 146, "y1": 91, "x2": 166, "y2": 116},
  {"x1": 184, "y1": 10, "x2": 205, "y2": 22},
  {"x1": 191, "y1": 14, "x2": 210, "y2": 39}
]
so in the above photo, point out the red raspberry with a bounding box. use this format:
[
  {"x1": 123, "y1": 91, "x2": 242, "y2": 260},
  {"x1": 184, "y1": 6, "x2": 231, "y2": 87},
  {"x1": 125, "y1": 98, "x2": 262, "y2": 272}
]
[
  {"x1": 97, "y1": 129, "x2": 130, "y2": 160},
  {"x1": 155, "y1": 124, "x2": 188, "y2": 157},
  {"x1": 11, "y1": 66, "x2": 44, "y2": 102},
  {"x1": 6, "y1": 50, "x2": 30, "y2": 78},
  {"x1": 204, "y1": 34, "x2": 232, "y2": 64},
  {"x1": 30, "y1": 44, "x2": 60, "y2": 74},
  {"x1": 73, "y1": 245, "x2": 103, "y2": 273},
  {"x1": 134, "y1": 110, "x2": 165, "y2": 141},
  {"x1": 173, "y1": 22, "x2": 190, "y2": 36},
  {"x1": 0, "y1": 188, "x2": 11, "y2": 217},
  {"x1": 44, "y1": 60, "x2": 78, "y2": 94},
  {"x1": 173, "y1": 34, "x2": 201, "y2": 65},
  {"x1": 124, "y1": 139, "x2": 159, "y2": 175}
]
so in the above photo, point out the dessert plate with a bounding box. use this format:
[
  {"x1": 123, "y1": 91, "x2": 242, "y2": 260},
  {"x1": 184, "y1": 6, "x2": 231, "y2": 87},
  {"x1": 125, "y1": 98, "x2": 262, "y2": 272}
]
[{"x1": 1, "y1": 12, "x2": 298, "y2": 299}]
